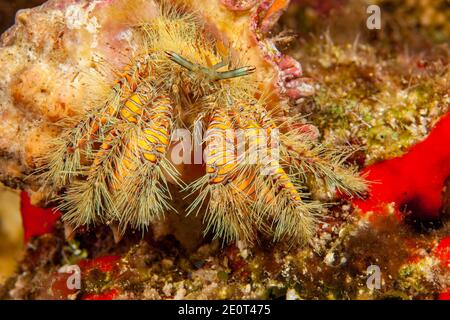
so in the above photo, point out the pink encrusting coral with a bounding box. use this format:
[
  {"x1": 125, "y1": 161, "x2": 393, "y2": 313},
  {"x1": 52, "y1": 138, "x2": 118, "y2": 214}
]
[
  {"x1": 354, "y1": 112, "x2": 450, "y2": 220},
  {"x1": 434, "y1": 236, "x2": 450, "y2": 270},
  {"x1": 82, "y1": 289, "x2": 120, "y2": 300},
  {"x1": 435, "y1": 237, "x2": 450, "y2": 298},
  {"x1": 20, "y1": 191, "x2": 60, "y2": 242},
  {"x1": 351, "y1": 112, "x2": 450, "y2": 298},
  {"x1": 251, "y1": 0, "x2": 316, "y2": 102},
  {"x1": 220, "y1": 0, "x2": 258, "y2": 11},
  {"x1": 49, "y1": 254, "x2": 121, "y2": 299}
]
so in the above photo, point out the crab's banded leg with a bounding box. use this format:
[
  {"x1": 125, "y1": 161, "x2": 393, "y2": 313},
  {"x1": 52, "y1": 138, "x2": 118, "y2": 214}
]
[
  {"x1": 91, "y1": 93, "x2": 147, "y2": 176},
  {"x1": 188, "y1": 110, "x2": 256, "y2": 243},
  {"x1": 205, "y1": 110, "x2": 238, "y2": 184},
  {"x1": 60, "y1": 125, "x2": 124, "y2": 228},
  {"x1": 105, "y1": 88, "x2": 156, "y2": 188},
  {"x1": 113, "y1": 95, "x2": 179, "y2": 231},
  {"x1": 230, "y1": 108, "x2": 270, "y2": 167},
  {"x1": 120, "y1": 93, "x2": 145, "y2": 124},
  {"x1": 111, "y1": 94, "x2": 173, "y2": 190},
  {"x1": 111, "y1": 140, "x2": 138, "y2": 189},
  {"x1": 231, "y1": 105, "x2": 318, "y2": 243},
  {"x1": 91, "y1": 131, "x2": 117, "y2": 167},
  {"x1": 61, "y1": 87, "x2": 153, "y2": 227},
  {"x1": 265, "y1": 159, "x2": 302, "y2": 202},
  {"x1": 206, "y1": 116, "x2": 273, "y2": 202},
  {"x1": 238, "y1": 110, "x2": 301, "y2": 203},
  {"x1": 114, "y1": 54, "x2": 152, "y2": 92},
  {"x1": 230, "y1": 108, "x2": 277, "y2": 212},
  {"x1": 230, "y1": 173, "x2": 274, "y2": 204},
  {"x1": 138, "y1": 95, "x2": 173, "y2": 165},
  {"x1": 78, "y1": 55, "x2": 153, "y2": 148}
]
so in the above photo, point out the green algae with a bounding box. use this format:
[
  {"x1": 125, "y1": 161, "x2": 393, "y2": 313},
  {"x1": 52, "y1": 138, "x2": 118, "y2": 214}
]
[{"x1": 294, "y1": 38, "x2": 449, "y2": 164}]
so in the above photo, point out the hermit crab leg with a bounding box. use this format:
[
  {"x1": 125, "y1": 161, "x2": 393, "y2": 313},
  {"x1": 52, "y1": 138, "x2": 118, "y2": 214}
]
[
  {"x1": 259, "y1": 157, "x2": 320, "y2": 243},
  {"x1": 78, "y1": 54, "x2": 153, "y2": 147},
  {"x1": 187, "y1": 109, "x2": 255, "y2": 243},
  {"x1": 278, "y1": 123, "x2": 367, "y2": 198},
  {"x1": 37, "y1": 55, "x2": 153, "y2": 191},
  {"x1": 114, "y1": 94, "x2": 180, "y2": 231},
  {"x1": 60, "y1": 126, "x2": 123, "y2": 228},
  {"x1": 231, "y1": 105, "x2": 320, "y2": 244},
  {"x1": 59, "y1": 85, "x2": 173, "y2": 231}
]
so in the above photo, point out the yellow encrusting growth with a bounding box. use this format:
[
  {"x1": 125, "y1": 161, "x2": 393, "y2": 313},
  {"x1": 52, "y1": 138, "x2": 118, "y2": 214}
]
[{"x1": 36, "y1": 3, "x2": 367, "y2": 245}]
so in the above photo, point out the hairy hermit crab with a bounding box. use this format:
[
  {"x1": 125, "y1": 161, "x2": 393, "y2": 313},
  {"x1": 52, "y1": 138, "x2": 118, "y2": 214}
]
[{"x1": 0, "y1": 0, "x2": 366, "y2": 245}]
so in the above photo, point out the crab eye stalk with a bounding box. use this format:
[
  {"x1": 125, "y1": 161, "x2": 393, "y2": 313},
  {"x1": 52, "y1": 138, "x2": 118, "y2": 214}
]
[
  {"x1": 215, "y1": 66, "x2": 256, "y2": 80},
  {"x1": 165, "y1": 50, "x2": 255, "y2": 81},
  {"x1": 165, "y1": 51, "x2": 197, "y2": 72}
]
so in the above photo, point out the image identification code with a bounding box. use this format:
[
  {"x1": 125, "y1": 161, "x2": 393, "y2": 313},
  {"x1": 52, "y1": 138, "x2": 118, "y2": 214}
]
[{"x1": 178, "y1": 304, "x2": 271, "y2": 317}]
